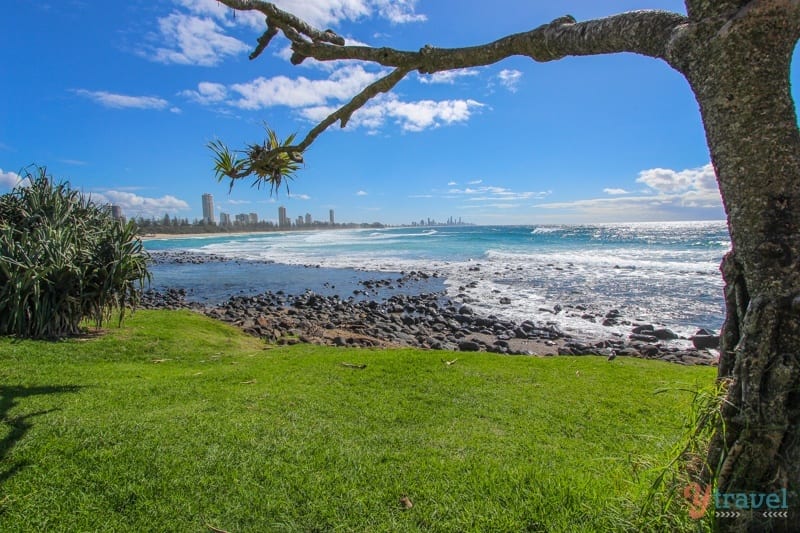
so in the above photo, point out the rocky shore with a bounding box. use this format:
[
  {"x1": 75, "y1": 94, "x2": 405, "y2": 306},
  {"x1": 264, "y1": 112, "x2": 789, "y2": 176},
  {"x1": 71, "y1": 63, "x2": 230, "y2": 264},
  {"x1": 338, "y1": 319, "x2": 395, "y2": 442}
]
[{"x1": 140, "y1": 274, "x2": 720, "y2": 366}]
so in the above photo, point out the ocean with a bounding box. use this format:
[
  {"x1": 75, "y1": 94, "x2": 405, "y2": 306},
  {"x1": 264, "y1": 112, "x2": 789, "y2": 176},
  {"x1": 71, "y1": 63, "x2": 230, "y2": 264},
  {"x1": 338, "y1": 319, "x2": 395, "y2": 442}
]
[{"x1": 144, "y1": 221, "x2": 730, "y2": 341}]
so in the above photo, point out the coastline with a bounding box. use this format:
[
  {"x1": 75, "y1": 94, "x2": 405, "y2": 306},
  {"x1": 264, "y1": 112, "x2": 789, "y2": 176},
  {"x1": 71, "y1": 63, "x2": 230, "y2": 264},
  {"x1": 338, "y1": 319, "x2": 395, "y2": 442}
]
[
  {"x1": 141, "y1": 231, "x2": 272, "y2": 240},
  {"x1": 142, "y1": 251, "x2": 720, "y2": 366}
]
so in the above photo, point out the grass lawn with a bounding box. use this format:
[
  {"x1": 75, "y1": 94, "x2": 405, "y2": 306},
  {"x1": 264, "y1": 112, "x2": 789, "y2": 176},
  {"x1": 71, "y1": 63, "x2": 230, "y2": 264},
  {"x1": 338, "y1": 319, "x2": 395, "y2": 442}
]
[{"x1": 0, "y1": 310, "x2": 715, "y2": 532}]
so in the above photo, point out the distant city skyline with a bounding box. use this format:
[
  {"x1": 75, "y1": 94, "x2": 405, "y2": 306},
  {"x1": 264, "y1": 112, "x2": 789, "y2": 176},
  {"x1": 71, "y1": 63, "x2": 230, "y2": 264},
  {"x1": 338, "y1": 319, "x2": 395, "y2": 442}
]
[{"x1": 188, "y1": 196, "x2": 468, "y2": 228}]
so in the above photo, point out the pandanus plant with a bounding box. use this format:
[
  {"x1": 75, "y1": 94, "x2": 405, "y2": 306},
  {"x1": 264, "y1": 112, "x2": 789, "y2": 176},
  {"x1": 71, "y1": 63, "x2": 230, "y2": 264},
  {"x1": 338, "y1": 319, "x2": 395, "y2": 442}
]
[{"x1": 0, "y1": 166, "x2": 150, "y2": 338}]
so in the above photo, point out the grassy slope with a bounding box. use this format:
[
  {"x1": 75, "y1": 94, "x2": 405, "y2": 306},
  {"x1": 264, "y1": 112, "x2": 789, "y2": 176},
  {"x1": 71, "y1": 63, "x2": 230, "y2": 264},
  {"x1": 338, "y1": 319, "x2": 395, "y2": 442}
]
[{"x1": 0, "y1": 310, "x2": 714, "y2": 532}]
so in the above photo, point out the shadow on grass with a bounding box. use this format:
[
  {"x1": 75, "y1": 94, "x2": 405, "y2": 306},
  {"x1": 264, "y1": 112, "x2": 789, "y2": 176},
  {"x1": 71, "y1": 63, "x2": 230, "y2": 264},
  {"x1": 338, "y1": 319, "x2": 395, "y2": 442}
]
[{"x1": 0, "y1": 385, "x2": 82, "y2": 486}]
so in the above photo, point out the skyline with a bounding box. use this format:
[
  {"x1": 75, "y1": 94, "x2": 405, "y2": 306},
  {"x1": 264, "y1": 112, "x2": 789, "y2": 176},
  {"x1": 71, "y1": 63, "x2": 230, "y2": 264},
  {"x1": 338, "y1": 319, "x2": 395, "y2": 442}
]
[
  {"x1": 2, "y1": 1, "x2": 798, "y2": 225},
  {"x1": 130, "y1": 192, "x2": 462, "y2": 228}
]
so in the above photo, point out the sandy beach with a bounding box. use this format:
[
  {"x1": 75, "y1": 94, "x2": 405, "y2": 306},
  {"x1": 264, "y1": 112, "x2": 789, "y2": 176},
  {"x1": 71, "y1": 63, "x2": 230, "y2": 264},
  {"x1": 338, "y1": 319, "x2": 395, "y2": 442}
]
[{"x1": 141, "y1": 231, "x2": 273, "y2": 240}]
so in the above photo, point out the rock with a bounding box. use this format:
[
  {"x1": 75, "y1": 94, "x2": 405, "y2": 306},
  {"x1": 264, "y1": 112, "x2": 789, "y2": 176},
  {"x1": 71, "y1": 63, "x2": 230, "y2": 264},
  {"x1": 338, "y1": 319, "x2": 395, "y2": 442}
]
[
  {"x1": 692, "y1": 335, "x2": 720, "y2": 350},
  {"x1": 605, "y1": 309, "x2": 621, "y2": 319},
  {"x1": 641, "y1": 345, "x2": 660, "y2": 357},
  {"x1": 652, "y1": 328, "x2": 679, "y2": 340},
  {"x1": 499, "y1": 297, "x2": 512, "y2": 305},
  {"x1": 457, "y1": 340, "x2": 481, "y2": 352},
  {"x1": 629, "y1": 333, "x2": 658, "y2": 343},
  {"x1": 631, "y1": 324, "x2": 654, "y2": 334},
  {"x1": 458, "y1": 305, "x2": 474, "y2": 315}
]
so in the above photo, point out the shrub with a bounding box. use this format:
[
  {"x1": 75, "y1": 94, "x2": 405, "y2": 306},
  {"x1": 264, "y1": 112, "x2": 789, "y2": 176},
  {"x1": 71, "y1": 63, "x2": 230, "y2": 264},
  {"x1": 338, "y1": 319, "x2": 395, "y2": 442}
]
[{"x1": 0, "y1": 166, "x2": 150, "y2": 338}]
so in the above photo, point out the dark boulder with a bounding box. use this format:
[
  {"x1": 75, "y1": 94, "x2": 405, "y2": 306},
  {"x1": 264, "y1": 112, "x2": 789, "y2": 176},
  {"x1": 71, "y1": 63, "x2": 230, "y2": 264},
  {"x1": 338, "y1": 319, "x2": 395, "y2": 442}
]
[
  {"x1": 692, "y1": 334, "x2": 720, "y2": 350},
  {"x1": 652, "y1": 328, "x2": 679, "y2": 340},
  {"x1": 457, "y1": 340, "x2": 481, "y2": 352}
]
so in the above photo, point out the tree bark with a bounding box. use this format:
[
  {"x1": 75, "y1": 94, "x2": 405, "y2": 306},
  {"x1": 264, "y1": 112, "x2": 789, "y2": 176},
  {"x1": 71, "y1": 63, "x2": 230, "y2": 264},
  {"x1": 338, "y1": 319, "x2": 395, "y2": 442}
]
[{"x1": 671, "y1": 2, "x2": 800, "y2": 531}]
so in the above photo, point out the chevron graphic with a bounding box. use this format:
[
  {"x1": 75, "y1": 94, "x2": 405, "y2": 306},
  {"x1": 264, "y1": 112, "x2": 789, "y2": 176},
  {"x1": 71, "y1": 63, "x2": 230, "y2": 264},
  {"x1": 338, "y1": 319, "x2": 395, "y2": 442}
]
[
  {"x1": 760, "y1": 511, "x2": 789, "y2": 519},
  {"x1": 715, "y1": 511, "x2": 741, "y2": 518}
]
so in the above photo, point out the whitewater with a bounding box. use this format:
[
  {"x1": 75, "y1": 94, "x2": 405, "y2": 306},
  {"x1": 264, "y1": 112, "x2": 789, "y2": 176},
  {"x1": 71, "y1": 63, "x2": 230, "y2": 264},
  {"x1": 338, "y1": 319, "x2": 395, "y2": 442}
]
[{"x1": 144, "y1": 221, "x2": 729, "y2": 341}]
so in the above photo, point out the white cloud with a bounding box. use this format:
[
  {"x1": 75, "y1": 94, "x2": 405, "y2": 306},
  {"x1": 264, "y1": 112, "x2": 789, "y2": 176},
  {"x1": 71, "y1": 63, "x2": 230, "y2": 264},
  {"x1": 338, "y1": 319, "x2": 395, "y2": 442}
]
[
  {"x1": 228, "y1": 65, "x2": 385, "y2": 109},
  {"x1": 226, "y1": 199, "x2": 252, "y2": 205},
  {"x1": 149, "y1": 0, "x2": 426, "y2": 68},
  {"x1": 418, "y1": 69, "x2": 479, "y2": 84},
  {"x1": 0, "y1": 169, "x2": 27, "y2": 189},
  {"x1": 603, "y1": 188, "x2": 629, "y2": 195},
  {"x1": 150, "y1": 13, "x2": 250, "y2": 66},
  {"x1": 175, "y1": 0, "x2": 265, "y2": 29},
  {"x1": 636, "y1": 163, "x2": 716, "y2": 193},
  {"x1": 534, "y1": 163, "x2": 723, "y2": 221},
  {"x1": 373, "y1": 0, "x2": 426, "y2": 23},
  {"x1": 497, "y1": 69, "x2": 522, "y2": 92},
  {"x1": 447, "y1": 185, "x2": 551, "y2": 202},
  {"x1": 468, "y1": 179, "x2": 483, "y2": 185},
  {"x1": 447, "y1": 181, "x2": 457, "y2": 186},
  {"x1": 74, "y1": 90, "x2": 169, "y2": 110},
  {"x1": 289, "y1": 193, "x2": 311, "y2": 200},
  {"x1": 188, "y1": 69, "x2": 483, "y2": 133},
  {"x1": 356, "y1": 190, "x2": 368, "y2": 196},
  {"x1": 90, "y1": 190, "x2": 190, "y2": 217},
  {"x1": 271, "y1": 0, "x2": 370, "y2": 27},
  {"x1": 383, "y1": 96, "x2": 483, "y2": 132},
  {"x1": 180, "y1": 82, "x2": 229, "y2": 104}
]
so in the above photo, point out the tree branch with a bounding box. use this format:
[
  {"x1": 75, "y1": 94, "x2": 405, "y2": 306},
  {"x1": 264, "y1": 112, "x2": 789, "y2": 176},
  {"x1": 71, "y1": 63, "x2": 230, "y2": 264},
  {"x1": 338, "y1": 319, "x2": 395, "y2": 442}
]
[
  {"x1": 286, "y1": 11, "x2": 687, "y2": 73},
  {"x1": 295, "y1": 67, "x2": 411, "y2": 149},
  {"x1": 256, "y1": 66, "x2": 411, "y2": 162},
  {"x1": 213, "y1": 2, "x2": 687, "y2": 192}
]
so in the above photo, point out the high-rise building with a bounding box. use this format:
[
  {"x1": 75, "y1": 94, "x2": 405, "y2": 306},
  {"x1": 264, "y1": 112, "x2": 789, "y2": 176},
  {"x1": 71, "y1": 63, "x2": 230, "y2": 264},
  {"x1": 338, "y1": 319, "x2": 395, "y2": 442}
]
[
  {"x1": 219, "y1": 212, "x2": 231, "y2": 226},
  {"x1": 110, "y1": 204, "x2": 124, "y2": 221},
  {"x1": 278, "y1": 206, "x2": 289, "y2": 228},
  {"x1": 329, "y1": 209, "x2": 335, "y2": 225},
  {"x1": 202, "y1": 193, "x2": 216, "y2": 224},
  {"x1": 248, "y1": 213, "x2": 258, "y2": 225},
  {"x1": 305, "y1": 213, "x2": 312, "y2": 225}
]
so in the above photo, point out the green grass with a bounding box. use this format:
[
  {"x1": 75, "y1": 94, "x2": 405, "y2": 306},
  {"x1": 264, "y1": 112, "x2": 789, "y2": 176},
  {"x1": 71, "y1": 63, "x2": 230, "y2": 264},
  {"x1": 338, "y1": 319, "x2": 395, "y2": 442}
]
[{"x1": 0, "y1": 310, "x2": 715, "y2": 532}]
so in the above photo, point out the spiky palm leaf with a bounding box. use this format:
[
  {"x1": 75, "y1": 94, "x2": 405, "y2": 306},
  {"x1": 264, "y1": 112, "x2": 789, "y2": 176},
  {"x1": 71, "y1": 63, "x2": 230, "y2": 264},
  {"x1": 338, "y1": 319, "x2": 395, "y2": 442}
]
[
  {"x1": 0, "y1": 166, "x2": 150, "y2": 338},
  {"x1": 208, "y1": 125, "x2": 303, "y2": 196}
]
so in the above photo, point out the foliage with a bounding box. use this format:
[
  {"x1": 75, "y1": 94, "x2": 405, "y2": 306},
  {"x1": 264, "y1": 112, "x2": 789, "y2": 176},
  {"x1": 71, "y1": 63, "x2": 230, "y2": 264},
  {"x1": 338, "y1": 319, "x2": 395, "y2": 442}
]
[
  {"x1": 0, "y1": 310, "x2": 715, "y2": 531},
  {"x1": 0, "y1": 166, "x2": 150, "y2": 338},
  {"x1": 209, "y1": 124, "x2": 303, "y2": 195},
  {"x1": 639, "y1": 379, "x2": 731, "y2": 531}
]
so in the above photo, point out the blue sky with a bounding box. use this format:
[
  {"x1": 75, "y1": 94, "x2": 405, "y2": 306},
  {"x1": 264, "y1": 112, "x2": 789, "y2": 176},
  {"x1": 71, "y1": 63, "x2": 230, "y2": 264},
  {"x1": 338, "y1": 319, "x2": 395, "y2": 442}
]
[{"x1": 2, "y1": 1, "x2": 798, "y2": 225}]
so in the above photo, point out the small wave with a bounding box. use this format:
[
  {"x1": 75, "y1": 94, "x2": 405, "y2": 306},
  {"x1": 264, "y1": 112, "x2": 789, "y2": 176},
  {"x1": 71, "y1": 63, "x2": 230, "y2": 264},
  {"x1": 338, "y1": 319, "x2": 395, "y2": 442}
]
[{"x1": 531, "y1": 226, "x2": 563, "y2": 235}]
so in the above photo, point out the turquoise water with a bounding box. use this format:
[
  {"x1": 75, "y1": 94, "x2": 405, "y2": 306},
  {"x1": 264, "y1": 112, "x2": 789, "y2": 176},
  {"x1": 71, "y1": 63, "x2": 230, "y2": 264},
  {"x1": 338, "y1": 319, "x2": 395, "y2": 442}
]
[{"x1": 145, "y1": 221, "x2": 729, "y2": 339}]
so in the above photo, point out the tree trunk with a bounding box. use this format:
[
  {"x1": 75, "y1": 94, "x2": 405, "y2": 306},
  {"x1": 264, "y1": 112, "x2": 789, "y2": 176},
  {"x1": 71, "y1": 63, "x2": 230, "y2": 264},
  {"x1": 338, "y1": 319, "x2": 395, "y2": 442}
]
[{"x1": 678, "y1": 5, "x2": 800, "y2": 531}]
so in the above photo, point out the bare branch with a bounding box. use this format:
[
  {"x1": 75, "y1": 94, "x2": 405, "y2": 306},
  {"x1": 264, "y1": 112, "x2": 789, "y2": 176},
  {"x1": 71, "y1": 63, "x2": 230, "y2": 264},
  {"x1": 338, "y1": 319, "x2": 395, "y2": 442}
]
[
  {"x1": 218, "y1": 0, "x2": 344, "y2": 46},
  {"x1": 243, "y1": 67, "x2": 411, "y2": 165},
  {"x1": 288, "y1": 11, "x2": 687, "y2": 73},
  {"x1": 250, "y1": 22, "x2": 278, "y2": 60},
  {"x1": 296, "y1": 67, "x2": 411, "y2": 148},
  {"x1": 212, "y1": 2, "x2": 687, "y2": 193}
]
